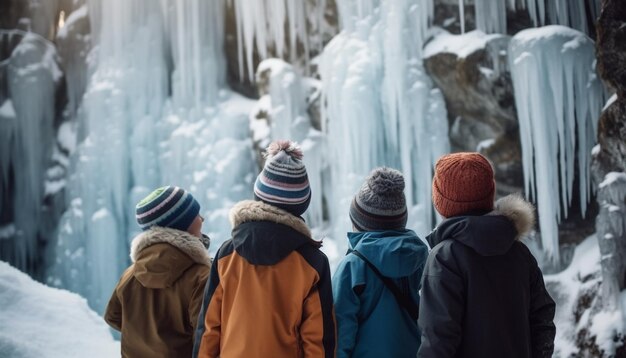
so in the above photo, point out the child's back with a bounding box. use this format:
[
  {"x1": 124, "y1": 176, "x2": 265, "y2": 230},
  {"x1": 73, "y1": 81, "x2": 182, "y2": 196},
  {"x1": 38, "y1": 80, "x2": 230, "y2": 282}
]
[
  {"x1": 105, "y1": 187, "x2": 211, "y2": 357},
  {"x1": 332, "y1": 168, "x2": 428, "y2": 358},
  {"x1": 193, "y1": 141, "x2": 336, "y2": 358}
]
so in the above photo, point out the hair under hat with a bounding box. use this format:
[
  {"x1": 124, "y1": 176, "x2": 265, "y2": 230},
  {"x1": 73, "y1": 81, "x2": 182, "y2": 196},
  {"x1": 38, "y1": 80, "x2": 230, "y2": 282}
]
[
  {"x1": 254, "y1": 140, "x2": 311, "y2": 217},
  {"x1": 432, "y1": 152, "x2": 495, "y2": 218},
  {"x1": 349, "y1": 167, "x2": 408, "y2": 232},
  {"x1": 135, "y1": 186, "x2": 200, "y2": 232}
]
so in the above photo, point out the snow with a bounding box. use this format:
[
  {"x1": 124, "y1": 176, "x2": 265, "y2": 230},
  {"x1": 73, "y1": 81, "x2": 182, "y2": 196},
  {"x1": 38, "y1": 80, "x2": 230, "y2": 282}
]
[
  {"x1": 603, "y1": 93, "x2": 618, "y2": 111},
  {"x1": 591, "y1": 144, "x2": 601, "y2": 156},
  {"x1": 0, "y1": 225, "x2": 16, "y2": 240},
  {"x1": 589, "y1": 309, "x2": 625, "y2": 356},
  {"x1": 423, "y1": 30, "x2": 504, "y2": 59},
  {"x1": 476, "y1": 138, "x2": 496, "y2": 152},
  {"x1": 600, "y1": 172, "x2": 626, "y2": 189},
  {"x1": 0, "y1": 261, "x2": 119, "y2": 358},
  {"x1": 545, "y1": 236, "x2": 600, "y2": 357},
  {"x1": 545, "y1": 234, "x2": 626, "y2": 357},
  {"x1": 0, "y1": 100, "x2": 16, "y2": 118},
  {"x1": 509, "y1": 25, "x2": 605, "y2": 265},
  {"x1": 56, "y1": 5, "x2": 88, "y2": 40}
]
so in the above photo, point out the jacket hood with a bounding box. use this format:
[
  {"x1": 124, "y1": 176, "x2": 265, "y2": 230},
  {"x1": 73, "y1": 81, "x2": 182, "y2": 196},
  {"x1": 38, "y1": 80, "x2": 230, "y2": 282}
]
[
  {"x1": 229, "y1": 200, "x2": 320, "y2": 265},
  {"x1": 426, "y1": 194, "x2": 535, "y2": 256},
  {"x1": 348, "y1": 229, "x2": 428, "y2": 278},
  {"x1": 130, "y1": 227, "x2": 211, "y2": 288}
]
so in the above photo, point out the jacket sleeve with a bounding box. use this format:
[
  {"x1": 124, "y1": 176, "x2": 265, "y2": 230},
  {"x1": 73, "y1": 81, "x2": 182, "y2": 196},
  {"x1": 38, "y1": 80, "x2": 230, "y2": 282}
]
[
  {"x1": 189, "y1": 263, "x2": 212, "y2": 334},
  {"x1": 300, "y1": 253, "x2": 336, "y2": 358},
  {"x1": 331, "y1": 258, "x2": 361, "y2": 358},
  {"x1": 417, "y1": 245, "x2": 464, "y2": 358},
  {"x1": 104, "y1": 268, "x2": 132, "y2": 331},
  {"x1": 528, "y1": 255, "x2": 556, "y2": 357},
  {"x1": 193, "y1": 256, "x2": 223, "y2": 358},
  {"x1": 103, "y1": 289, "x2": 122, "y2": 331}
]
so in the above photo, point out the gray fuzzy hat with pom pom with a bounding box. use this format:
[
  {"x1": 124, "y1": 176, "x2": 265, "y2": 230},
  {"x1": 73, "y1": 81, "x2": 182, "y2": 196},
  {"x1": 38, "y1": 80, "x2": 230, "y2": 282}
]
[{"x1": 349, "y1": 167, "x2": 408, "y2": 231}]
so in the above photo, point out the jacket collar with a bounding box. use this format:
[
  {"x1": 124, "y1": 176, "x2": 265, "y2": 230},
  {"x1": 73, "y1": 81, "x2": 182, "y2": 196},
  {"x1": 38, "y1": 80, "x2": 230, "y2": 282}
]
[
  {"x1": 229, "y1": 200, "x2": 313, "y2": 239},
  {"x1": 130, "y1": 226, "x2": 211, "y2": 265},
  {"x1": 427, "y1": 194, "x2": 535, "y2": 256}
]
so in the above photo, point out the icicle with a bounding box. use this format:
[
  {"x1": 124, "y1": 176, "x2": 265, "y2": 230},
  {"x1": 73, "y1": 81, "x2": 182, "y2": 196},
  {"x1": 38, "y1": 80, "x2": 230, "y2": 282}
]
[
  {"x1": 320, "y1": 0, "x2": 446, "y2": 247},
  {"x1": 459, "y1": 0, "x2": 465, "y2": 34},
  {"x1": 509, "y1": 25, "x2": 605, "y2": 265},
  {"x1": 474, "y1": 0, "x2": 506, "y2": 34},
  {"x1": 230, "y1": 0, "x2": 318, "y2": 80}
]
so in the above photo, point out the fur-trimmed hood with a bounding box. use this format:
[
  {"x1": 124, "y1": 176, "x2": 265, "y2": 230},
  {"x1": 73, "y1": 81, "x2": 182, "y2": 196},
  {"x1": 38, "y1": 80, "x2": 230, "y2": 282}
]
[
  {"x1": 228, "y1": 200, "x2": 321, "y2": 265},
  {"x1": 130, "y1": 227, "x2": 211, "y2": 288},
  {"x1": 131, "y1": 226, "x2": 211, "y2": 265},
  {"x1": 427, "y1": 194, "x2": 535, "y2": 256},
  {"x1": 229, "y1": 200, "x2": 313, "y2": 239}
]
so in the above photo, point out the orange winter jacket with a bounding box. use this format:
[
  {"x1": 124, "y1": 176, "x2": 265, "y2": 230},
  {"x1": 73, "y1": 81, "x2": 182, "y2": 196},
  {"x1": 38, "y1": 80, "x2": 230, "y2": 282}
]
[
  {"x1": 105, "y1": 227, "x2": 211, "y2": 358},
  {"x1": 193, "y1": 200, "x2": 336, "y2": 358}
]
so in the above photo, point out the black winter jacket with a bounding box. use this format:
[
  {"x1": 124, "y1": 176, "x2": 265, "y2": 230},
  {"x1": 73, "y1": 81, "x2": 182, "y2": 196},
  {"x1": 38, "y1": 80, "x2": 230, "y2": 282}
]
[{"x1": 417, "y1": 195, "x2": 556, "y2": 358}]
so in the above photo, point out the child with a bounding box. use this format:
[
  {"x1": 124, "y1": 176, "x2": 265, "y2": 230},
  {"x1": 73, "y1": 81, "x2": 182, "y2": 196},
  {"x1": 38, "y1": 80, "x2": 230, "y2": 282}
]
[
  {"x1": 332, "y1": 167, "x2": 429, "y2": 358},
  {"x1": 417, "y1": 152, "x2": 556, "y2": 357},
  {"x1": 193, "y1": 140, "x2": 336, "y2": 358},
  {"x1": 104, "y1": 186, "x2": 211, "y2": 357}
]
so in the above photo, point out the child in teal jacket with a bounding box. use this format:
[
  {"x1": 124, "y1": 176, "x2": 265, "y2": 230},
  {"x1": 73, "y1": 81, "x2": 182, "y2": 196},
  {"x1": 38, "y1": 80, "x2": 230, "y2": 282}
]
[{"x1": 332, "y1": 168, "x2": 429, "y2": 358}]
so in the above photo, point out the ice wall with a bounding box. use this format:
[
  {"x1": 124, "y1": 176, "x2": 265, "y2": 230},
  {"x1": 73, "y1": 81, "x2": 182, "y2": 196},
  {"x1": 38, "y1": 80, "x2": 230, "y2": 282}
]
[
  {"x1": 46, "y1": 0, "x2": 256, "y2": 313},
  {"x1": 46, "y1": 0, "x2": 169, "y2": 312},
  {"x1": 0, "y1": 30, "x2": 61, "y2": 271},
  {"x1": 509, "y1": 25, "x2": 605, "y2": 265},
  {"x1": 320, "y1": 0, "x2": 448, "y2": 248}
]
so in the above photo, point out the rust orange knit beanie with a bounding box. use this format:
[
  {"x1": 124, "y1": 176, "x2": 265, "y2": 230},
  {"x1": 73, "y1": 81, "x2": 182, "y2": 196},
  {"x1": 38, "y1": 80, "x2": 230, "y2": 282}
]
[{"x1": 432, "y1": 152, "x2": 495, "y2": 218}]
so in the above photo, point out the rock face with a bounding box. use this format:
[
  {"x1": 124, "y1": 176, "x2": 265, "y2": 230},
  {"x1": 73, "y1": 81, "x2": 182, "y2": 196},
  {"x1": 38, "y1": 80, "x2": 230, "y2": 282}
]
[
  {"x1": 423, "y1": 30, "x2": 522, "y2": 197},
  {"x1": 592, "y1": 0, "x2": 626, "y2": 342},
  {"x1": 424, "y1": 28, "x2": 602, "y2": 266}
]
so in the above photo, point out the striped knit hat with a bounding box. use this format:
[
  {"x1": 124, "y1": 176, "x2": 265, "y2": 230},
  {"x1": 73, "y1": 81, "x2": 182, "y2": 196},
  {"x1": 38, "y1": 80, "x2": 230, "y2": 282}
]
[
  {"x1": 254, "y1": 140, "x2": 311, "y2": 217},
  {"x1": 350, "y1": 167, "x2": 408, "y2": 231},
  {"x1": 135, "y1": 186, "x2": 200, "y2": 232}
]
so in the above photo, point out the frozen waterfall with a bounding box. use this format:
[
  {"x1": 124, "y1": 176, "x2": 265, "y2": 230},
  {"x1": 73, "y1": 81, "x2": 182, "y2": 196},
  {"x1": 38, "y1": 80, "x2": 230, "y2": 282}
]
[
  {"x1": 509, "y1": 25, "x2": 605, "y2": 265},
  {"x1": 45, "y1": 0, "x2": 256, "y2": 313},
  {"x1": 0, "y1": 30, "x2": 61, "y2": 271},
  {"x1": 320, "y1": 0, "x2": 449, "y2": 247}
]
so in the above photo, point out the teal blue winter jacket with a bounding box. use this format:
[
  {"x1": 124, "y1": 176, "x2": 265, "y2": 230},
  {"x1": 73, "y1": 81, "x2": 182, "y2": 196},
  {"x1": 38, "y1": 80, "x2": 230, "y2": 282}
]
[{"x1": 332, "y1": 229, "x2": 428, "y2": 358}]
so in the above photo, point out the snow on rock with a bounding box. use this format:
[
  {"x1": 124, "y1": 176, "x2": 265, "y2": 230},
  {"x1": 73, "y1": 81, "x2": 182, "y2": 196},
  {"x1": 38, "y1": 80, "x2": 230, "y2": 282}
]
[
  {"x1": 423, "y1": 29, "x2": 504, "y2": 59},
  {"x1": 544, "y1": 235, "x2": 625, "y2": 357},
  {"x1": 0, "y1": 261, "x2": 119, "y2": 358},
  {"x1": 509, "y1": 25, "x2": 605, "y2": 265}
]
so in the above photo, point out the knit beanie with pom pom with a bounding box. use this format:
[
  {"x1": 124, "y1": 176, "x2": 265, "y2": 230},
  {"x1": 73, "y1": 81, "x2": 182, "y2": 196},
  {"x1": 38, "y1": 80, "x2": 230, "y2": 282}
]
[
  {"x1": 254, "y1": 140, "x2": 311, "y2": 217},
  {"x1": 349, "y1": 167, "x2": 408, "y2": 232}
]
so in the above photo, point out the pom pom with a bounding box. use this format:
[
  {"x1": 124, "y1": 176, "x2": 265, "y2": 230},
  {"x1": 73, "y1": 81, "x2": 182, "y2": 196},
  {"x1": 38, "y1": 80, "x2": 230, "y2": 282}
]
[
  {"x1": 367, "y1": 167, "x2": 405, "y2": 194},
  {"x1": 265, "y1": 140, "x2": 303, "y2": 160}
]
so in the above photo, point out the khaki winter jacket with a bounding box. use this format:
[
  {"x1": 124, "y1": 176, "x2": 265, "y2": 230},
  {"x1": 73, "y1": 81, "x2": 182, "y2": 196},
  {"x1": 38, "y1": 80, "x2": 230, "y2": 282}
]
[
  {"x1": 104, "y1": 227, "x2": 211, "y2": 358},
  {"x1": 193, "y1": 200, "x2": 336, "y2": 358}
]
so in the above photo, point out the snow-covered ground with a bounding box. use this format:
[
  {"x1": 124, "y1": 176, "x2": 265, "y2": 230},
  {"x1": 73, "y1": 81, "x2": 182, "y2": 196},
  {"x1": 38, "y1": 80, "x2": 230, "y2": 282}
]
[
  {"x1": 545, "y1": 236, "x2": 626, "y2": 357},
  {"x1": 0, "y1": 261, "x2": 119, "y2": 358}
]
